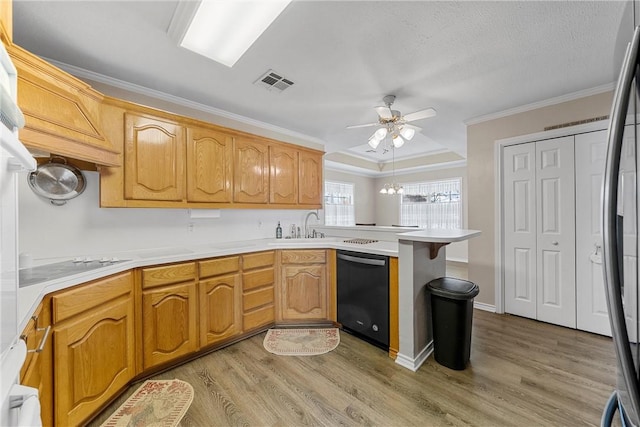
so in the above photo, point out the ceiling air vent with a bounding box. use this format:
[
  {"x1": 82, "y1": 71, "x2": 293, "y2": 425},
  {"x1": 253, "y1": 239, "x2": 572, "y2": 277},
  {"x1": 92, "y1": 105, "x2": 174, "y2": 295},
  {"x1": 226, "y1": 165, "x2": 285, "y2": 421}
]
[{"x1": 254, "y1": 69, "x2": 294, "y2": 93}]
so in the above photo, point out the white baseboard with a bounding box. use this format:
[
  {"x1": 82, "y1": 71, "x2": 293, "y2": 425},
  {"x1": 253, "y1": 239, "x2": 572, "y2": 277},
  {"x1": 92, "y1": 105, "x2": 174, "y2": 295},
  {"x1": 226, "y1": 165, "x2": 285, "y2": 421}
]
[
  {"x1": 395, "y1": 341, "x2": 433, "y2": 372},
  {"x1": 474, "y1": 302, "x2": 496, "y2": 312}
]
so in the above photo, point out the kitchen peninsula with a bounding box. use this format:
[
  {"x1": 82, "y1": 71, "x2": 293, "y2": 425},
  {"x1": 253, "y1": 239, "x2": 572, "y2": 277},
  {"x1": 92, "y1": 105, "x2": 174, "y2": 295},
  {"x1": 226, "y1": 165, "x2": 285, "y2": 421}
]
[{"x1": 396, "y1": 229, "x2": 481, "y2": 371}]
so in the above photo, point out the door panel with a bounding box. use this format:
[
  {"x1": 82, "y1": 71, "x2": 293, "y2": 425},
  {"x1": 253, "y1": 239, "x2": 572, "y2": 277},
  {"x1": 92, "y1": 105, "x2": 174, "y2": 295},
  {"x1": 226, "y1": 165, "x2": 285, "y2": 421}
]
[
  {"x1": 504, "y1": 143, "x2": 536, "y2": 319},
  {"x1": 535, "y1": 136, "x2": 575, "y2": 328},
  {"x1": 575, "y1": 130, "x2": 611, "y2": 335}
]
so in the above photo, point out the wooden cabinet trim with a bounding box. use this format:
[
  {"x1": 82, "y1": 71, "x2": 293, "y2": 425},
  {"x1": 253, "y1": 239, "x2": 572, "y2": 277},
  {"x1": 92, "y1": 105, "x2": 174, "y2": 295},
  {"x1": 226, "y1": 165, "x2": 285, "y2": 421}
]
[
  {"x1": 242, "y1": 251, "x2": 275, "y2": 270},
  {"x1": 142, "y1": 262, "x2": 196, "y2": 289},
  {"x1": 199, "y1": 256, "x2": 240, "y2": 279},
  {"x1": 52, "y1": 271, "x2": 132, "y2": 323}
]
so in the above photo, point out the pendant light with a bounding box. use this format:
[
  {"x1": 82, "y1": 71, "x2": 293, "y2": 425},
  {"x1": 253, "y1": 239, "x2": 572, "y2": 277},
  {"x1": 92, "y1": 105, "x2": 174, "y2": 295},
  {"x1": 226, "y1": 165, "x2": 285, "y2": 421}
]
[{"x1": 380, "y1": 146, "x2": 404, "y2": 195}]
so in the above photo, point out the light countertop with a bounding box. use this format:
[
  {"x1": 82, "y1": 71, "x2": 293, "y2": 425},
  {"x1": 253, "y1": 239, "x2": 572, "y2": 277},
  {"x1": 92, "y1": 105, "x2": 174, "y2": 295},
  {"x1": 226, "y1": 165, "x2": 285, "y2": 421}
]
[
  {"x1": 397, "y1": 229, "x2": 481, "y2": 243},
  {"x1": 17, "y1": 237, "x2": 398, "y2": 334}
]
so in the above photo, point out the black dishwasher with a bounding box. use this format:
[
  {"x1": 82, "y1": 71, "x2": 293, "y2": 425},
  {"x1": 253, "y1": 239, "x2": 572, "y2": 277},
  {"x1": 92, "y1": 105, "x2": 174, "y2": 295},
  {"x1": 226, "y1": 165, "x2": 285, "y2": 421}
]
[{"x1": 337, "y1": 250, "x2": 389, "y2": 350}]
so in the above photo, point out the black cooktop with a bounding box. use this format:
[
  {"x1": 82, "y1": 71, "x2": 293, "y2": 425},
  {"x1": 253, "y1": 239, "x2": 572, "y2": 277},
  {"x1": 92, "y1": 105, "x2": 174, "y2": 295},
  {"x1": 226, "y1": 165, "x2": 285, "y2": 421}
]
[{"x1": 19, "y1": 259, "x2": 129, "y2": 288}]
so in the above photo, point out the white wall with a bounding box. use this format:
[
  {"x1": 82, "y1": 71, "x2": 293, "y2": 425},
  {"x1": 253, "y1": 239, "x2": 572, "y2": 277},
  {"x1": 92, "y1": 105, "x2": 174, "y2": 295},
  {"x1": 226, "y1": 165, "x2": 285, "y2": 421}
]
[
  {"x1": 323, "y1": 168, "x2": 376, "y2": 224},
  {"x1": 18, "y1": 172, "x2": 320, "y2": 263}
]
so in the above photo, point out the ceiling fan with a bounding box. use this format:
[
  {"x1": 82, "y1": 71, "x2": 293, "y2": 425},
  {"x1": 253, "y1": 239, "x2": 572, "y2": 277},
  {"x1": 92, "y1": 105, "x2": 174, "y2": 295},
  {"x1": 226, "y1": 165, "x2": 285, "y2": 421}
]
[{"x1": 347, "y1": 95, "x2": 436, "y2": 149}]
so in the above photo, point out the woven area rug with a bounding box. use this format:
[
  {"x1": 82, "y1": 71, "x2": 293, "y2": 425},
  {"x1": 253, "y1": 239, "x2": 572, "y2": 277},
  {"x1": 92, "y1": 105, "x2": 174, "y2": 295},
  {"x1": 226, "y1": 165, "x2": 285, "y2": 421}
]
[
  {"x1": 263, "y1": 328, "x2": 340, "y2": 356},
  {"x1": 100, "y1": 379, "x2": 193, "y2": 427}
]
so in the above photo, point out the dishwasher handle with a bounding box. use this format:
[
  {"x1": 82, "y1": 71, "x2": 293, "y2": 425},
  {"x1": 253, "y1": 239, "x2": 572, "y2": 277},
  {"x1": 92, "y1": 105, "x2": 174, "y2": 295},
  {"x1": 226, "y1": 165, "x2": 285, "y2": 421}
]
[{"x1": 337, "y1": 253, "x2": 386, "y2": 266}]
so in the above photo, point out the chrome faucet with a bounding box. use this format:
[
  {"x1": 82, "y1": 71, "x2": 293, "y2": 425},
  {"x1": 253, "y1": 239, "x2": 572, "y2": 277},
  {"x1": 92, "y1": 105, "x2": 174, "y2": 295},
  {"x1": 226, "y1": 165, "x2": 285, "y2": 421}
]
[{"x1": 304, "y1": 211, "x2": 319, "y2": 238}]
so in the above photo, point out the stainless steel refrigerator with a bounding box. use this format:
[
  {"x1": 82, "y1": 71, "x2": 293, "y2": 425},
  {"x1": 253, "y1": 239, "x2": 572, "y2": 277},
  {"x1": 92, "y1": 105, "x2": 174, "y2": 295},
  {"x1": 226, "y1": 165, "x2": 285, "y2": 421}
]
[{"x1": 603, "y1": 1, "x2": 640, "y2": 425}]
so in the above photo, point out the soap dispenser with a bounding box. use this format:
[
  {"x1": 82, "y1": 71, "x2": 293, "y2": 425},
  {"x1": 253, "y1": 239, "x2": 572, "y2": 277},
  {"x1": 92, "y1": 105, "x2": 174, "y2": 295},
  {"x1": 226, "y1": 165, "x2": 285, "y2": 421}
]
[{"x1": 276, "y1": 221, "x2": 282, "y2": 239}]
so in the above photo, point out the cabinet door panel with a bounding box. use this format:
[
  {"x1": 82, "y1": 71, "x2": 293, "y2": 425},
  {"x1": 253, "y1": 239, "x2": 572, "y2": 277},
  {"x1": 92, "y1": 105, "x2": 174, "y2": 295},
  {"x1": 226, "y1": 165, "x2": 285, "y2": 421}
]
[
  {"x1": 186, "y1": 127, "x2": 233, "y2": 202},
  {"x1": 299, "y1": 151, "x2": 322, "y2": 205},
  {"x1": 125, "y1": 113, "x2": 185, "y2": 201},
  {"x1": 281, "y1": 264, "x2": 327, "y2": 320},
  {"x1": 270, "y1": 145, "x2": 298, "y2": 204},
  {"x1": 142, "y1": 282, "x2": 198, "y2": 369},
  {"x1": 54, "y1": 297, "x2": 134, "y2": 426},
  {"x1": 234, "y1": 138, "x2": 269, "y2": 203},
  {"x1": 200, "y1": 274, "x2": 242, "y2": 346}
]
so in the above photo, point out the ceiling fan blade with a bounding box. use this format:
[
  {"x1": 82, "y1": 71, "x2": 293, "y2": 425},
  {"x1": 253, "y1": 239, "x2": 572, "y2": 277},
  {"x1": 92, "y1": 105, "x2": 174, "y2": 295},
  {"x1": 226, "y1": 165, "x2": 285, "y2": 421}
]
[
  {"x1": 375, "y1": 106, "x2": 393, "y2": 120},
  {"x1": 346, "y1": 122, "x2": 379, "y2": 129},
  {"x1": 403, "y1": 107, "x2": 437, "y2": 122}
]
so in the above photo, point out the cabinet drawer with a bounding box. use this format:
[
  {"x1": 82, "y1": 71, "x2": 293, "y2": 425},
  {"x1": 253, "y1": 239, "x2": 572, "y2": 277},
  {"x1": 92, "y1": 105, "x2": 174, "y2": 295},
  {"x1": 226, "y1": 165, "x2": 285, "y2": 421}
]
[
  {"x1": 243, "y1": 305, "x2": 274, "y2": 331},
  {"x1": 242, "y1": 251, "x2": 274, "y2": 270},
  {"x1": 242, "y1": 268, "x2": 274, "y2": 291},
  {"x1": 199, "y1": 256, "x2": 240, "y2": 279},
  {"x1": 243, "y1": 286, "x2": 274, "y2": 312},
  {"x1": 142, "y1": 262, "x2": 196, "y2": 288},
  {"x1": 53, "y1": 271, "x2": 132, "y2": 323},
  {"x1": 281, "y1": 249, "x2": 326, "y2": 264}
]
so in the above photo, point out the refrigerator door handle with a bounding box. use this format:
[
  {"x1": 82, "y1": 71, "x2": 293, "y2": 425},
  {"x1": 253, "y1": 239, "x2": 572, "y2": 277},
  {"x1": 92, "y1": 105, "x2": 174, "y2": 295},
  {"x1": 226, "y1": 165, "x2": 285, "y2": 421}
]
[{"x1": 602, "y1": 25, "x2": 640, "y2": 422}]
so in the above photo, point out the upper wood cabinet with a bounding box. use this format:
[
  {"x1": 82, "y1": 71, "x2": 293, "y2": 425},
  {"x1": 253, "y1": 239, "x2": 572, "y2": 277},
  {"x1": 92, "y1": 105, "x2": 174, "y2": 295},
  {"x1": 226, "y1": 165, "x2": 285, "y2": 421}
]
[
  {"x1": 186, "y1": 125, "x2": 233, "y2": 203},
  {"x1": 7, "y1": 43, "x2": 120, "y2": 166},
  {"x1": 270, "y1": 145, "x2": 298, "y2": 204},
  {"x1": 0, "y1": 1, "x2": 12, "y2": 43},
  {"x1": 100, "y1": 101, "x2": 323, "y2": 209},
  {"x1": 299, "y1": 150, "x2": 323, "y2": 205},
  {"x1": 234, "y1": 137, "x2": 269, "y2": 204},
  {"x1": 124, "y1": 112, "x2": 185, "y2": 201}
]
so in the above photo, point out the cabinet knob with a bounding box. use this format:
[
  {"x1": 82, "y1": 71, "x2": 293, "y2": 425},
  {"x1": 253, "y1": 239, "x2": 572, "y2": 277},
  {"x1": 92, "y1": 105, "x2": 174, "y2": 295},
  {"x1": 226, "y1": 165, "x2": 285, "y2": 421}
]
[{"x1": 551, "y1": 241, "x2": 559, "y2": 246}]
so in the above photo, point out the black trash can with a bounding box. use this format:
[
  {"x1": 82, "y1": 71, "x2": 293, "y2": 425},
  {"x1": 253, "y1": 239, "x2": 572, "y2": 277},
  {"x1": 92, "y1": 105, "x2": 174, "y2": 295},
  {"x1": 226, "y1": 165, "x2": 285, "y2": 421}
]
[{"x1": 426, "y1": 277, "x2": 479, "y2": 370}]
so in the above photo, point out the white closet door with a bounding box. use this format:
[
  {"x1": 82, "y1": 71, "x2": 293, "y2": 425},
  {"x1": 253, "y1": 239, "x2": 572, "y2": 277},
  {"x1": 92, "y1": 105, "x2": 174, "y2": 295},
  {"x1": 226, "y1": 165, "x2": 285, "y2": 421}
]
[
  {"x1": 535, "y1": 136, "x2": 576, "y2": 328},
  {"x1": 504, "y1": 143, "x2": 537, "y2": 319},
  {"x1": 575, "y1": 130, "x2": 610, "y2": 336},
  {"x1": 620, "y1": 127, "x2": 638, "y2": 342}
]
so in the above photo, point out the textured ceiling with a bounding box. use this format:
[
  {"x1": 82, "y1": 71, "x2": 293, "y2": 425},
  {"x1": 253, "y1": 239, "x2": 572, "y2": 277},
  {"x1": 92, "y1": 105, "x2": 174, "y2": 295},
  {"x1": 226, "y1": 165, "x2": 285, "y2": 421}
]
[{"x1": 12, "y1": 1, "x2": 628, "y2": 166}]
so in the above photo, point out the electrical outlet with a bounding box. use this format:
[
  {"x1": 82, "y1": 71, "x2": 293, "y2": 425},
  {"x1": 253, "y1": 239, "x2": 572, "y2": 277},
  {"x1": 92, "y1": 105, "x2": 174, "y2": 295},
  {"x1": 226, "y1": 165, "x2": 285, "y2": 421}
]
[{"x1": 188, "y1": 223, "x2": 194, "y2": 232}]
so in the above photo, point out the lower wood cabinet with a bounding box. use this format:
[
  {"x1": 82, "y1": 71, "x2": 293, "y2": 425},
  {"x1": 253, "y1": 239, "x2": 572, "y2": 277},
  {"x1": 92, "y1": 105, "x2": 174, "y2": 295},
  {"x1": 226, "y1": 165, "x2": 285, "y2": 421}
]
[
  {"x1": 51, "y1": 272, "x2": 135, "y2": 427},
  {"x1": 198, "y1": 256, "x2": 243, "y2": 347},
  {"x1": 242, "y1": 251, "x2": 275, "y2": 330},
  {"x1": 141, "y1": 262, "x2": 198, "y2": 369},
  {"x1": 279, "y1": 250, "x2": 328, "y2": 321},
  {"x1": 20, "y1": 298, "x2": 53, "y2": 427}
]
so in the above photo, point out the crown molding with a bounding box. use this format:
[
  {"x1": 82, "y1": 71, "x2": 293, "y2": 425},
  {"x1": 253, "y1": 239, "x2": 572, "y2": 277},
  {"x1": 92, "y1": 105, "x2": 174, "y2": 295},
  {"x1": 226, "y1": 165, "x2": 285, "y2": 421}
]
[
  {"x1": 43, "y1": 57, "x2": 326, "y2": 146},
  {"x1": 464, "y1": 83, "x2": 615, "y2": 126},
  {"x1": 376, "y1": 159, "x2": 467, "y2": 178}
]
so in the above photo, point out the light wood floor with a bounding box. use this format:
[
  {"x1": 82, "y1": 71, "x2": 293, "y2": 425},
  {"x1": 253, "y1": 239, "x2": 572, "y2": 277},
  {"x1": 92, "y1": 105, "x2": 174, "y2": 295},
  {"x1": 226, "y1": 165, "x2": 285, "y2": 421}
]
[{"x1": 89, "y1": 310, "x2": 618, "y2": 426}]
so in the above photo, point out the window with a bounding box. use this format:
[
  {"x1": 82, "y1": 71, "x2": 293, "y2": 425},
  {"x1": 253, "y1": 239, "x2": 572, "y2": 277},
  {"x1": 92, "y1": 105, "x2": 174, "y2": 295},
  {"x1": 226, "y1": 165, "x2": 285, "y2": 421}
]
[
  {"x1": 324, "y1": 181, "x2": 355, "y2": 226},
  {"x1": 400, "y1": 178, "x2": 462, "y2": 229}
]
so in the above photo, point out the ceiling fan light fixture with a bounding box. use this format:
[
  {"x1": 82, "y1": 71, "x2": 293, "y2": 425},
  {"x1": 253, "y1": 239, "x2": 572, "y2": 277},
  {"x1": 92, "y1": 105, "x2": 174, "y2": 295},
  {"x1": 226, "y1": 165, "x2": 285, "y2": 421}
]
[
  {"x1": 368, "y1": 135, "x2": 381, "y2": 149},
  {"x1": 392, "y1": 134, "x2": 405, "y2": 148},
  {"x1": 374, "y1": 128, "x2": 388, "y2": 140},
  {"x1": 400, "y1": 127, "x2": 415, "y2": 141}
]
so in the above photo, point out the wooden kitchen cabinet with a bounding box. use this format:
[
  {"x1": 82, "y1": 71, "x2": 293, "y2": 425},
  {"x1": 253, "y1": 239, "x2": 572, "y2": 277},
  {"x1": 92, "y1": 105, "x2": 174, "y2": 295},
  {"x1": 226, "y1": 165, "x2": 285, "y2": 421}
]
[
  {"x1": 242, "y1": 251, "x2": 275, "y2": 331},
  {"x1": 51, "y1": 272, "x2": 135, "y2": 427},
  {"x1": 141, "y1": 262, "x2": 198, "y2": 369},
  {"x1": 186, "y1": 125, "x2": 234, "y2": 203},
  {"x1": 299, "y1": 150, "x2": 323, "y2": 205},
  {"x1": 270, "y1": 145, "x2": 298, "y2": 204},
  {"x1": 7, "y1": 43, "x2": 120, "y2": 166},
  {"x1": 124, "y1": 112, "x2": 185, "y2": 201},
  {"x1": 198, "y1": 256, "x2": 243, "y2": 346},
  {"x1": 234, "y1": 137, "x2": 269, "y2": 203},
  {"x1": 20, "y1": 298, "x2": 53, "y2": 426},
  {"x1": 279, "y1": 250, "x2": 328, "y2": 321}
]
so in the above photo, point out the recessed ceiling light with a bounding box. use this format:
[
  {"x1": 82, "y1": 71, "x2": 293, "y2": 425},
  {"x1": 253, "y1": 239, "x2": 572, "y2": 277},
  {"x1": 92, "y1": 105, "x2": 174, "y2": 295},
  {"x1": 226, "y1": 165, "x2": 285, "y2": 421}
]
[{"x1": 180, "y1": 0, "x2": 292, "y2": 68}]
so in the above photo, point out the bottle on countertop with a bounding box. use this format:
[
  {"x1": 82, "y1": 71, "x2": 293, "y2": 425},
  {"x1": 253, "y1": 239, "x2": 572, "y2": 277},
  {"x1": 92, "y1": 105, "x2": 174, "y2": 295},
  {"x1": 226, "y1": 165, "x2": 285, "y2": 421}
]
[{"x1": 276, "y1": 221, "x2": 282, "y2": 239}]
